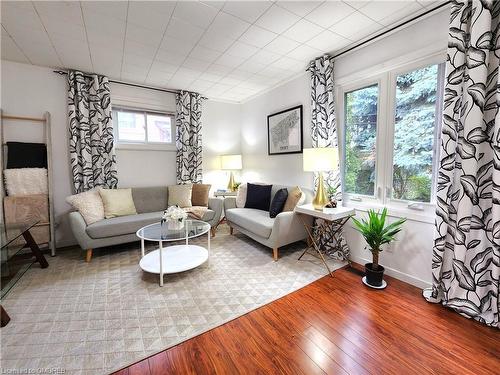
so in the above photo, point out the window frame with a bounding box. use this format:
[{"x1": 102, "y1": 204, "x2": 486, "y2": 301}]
[
  {"x1": 112, "y1": 107, "x2": 176, "y2": 151},
  {"x1": 338, "y1": 54, "x2": 445, "y2": 222}
]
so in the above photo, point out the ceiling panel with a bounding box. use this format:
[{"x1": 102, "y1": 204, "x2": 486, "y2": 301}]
[{"x1": 1, "y1": 0, "x2": 441, "y2": 103}]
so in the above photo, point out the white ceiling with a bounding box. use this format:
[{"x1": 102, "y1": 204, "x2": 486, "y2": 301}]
[{"x1": 1, "y1": 1, "x2": 442, "y2": 103}]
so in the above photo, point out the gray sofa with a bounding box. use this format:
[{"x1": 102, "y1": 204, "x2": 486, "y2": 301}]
[
  {"x1": 224, "y1": 184, "x2": 313, "y2": 261},
  {"x1": 69, "y1": 186, "x2": 222, "y2": 262}
]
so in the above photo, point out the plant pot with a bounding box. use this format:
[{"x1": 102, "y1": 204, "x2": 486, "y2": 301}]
[
  {"x1": 363, "y1": 263, "x2": 386, "y2": 288},
  {"x1": 167, "y1": 219, "x2": 185, "y2": 231}
]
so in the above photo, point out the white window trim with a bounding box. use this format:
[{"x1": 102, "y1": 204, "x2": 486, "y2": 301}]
[
  {"x1": 113, "y1": 107, "x2": 176, "y2": 152},
  {"x1": 337, "y1": 52, "x2": 445, "y2": 222}
]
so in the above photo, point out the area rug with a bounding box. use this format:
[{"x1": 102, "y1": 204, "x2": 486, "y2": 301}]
[{"x1": 0, "y1": 227, "x2": 344, "y2": 375}]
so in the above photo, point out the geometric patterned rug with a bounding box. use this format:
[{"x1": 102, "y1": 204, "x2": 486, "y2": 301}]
[{"x1": 0, "y1": 226, "x2": 344, "y2": 375}]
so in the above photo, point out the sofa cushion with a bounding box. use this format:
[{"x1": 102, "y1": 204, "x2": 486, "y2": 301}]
[
  {"x1": 86, "y1": 211, "x2": 163, "y2": 239},
  {"x1": 132, "y1": 186, "x2": 168, "y2": 213},
  {"x1": 226, "y1": 208, "x2": 274, "y2": 239}
]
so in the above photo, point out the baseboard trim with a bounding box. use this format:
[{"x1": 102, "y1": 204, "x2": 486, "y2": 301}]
[{"x1": 349, "y1": 254, "x2": 431, "y2": 290}]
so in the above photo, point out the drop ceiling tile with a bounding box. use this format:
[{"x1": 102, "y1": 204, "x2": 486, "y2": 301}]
[
  {"x1": 173, "y1": 1, "x2": 218, "y2": 29},
  {"x1": 376, "y1": 2, "x2": 426, "y2": 26},
  {"x1": 227, "y1": 69, "x2": 254, "y2": 81},
  {"x1": 189, "y1": 45, "x2": 222, "y2": 63},
  {"x1": 206, "y1": 12, "x2": 251, "y2": 40},
  {"x1": 209, "y1": 82, "x2": 233, "y2": 93},
  {"x1": 50, "y1": 35, "x2": 92, "y2": 67},
  {"x1": 156, "y1": 49, "x2": 188, "y2": 66},
  {"x1": 200, "y1": 1, "x2": 226, "y2": 11},
  {"x1": 81, "y1": 1, "x2": 128, "y2": 21},
  {"x1": 123, "y1": 52, "x2": 153, "y2": 68},
  {"x1": 238, "y1": 25, "x2": 277, "y2": 48},
  {"x1": 1, "y1": 2, "x2": 45, "y2": 33},
  {"x1": 169, "y1": 75, "x2": 196, "y2": 89},
  {"x1": 124, "y1": 40, "x2": 157, "y2": 58},
  {"x1": 255, "y1": 4, "x2": 300, "y2": 34},
  {"x1": 222, "y1": 1, "x2": 272, "y2": 23},
  {"x1": 121, "y1": 71, "x2": 148, "y2": 83},
  {"x1": 219, "y1": 76, "x2": 244, "y2": 86},
  {"x1": 259, "y1": 65, "x2": 287, "y2": 78},
  {"x1": 286, "y1": 44, "x2": 322, "y2": 61},
  {"x1": 182, "y1": 57, "x2": 212, "y2": 71},
  {"x1": 1, "y1": 30, "x2": 29, "y2": 63},
  {"x1": 159, "y1": 36, "x2": 196, "y2": 56},
  {"x1": 83, "y1": 10, "x2": 126, "y2": 39},
  {"x1": 329, "y1": 11, "x2": 380, "y2": 40},
  {"x1": 271, "y1": 56, "x2": 304, "y2": 72},
  {"x1": 344, "y1": 1, "x2": 372, "y2": 10},
  {"x1": 306, "y1": 30, "x2": 351, "y2": 52},
  {"x1": 247, "y1": 49, "x2": 281, "y2": 65},
  {"x1": 225, "y1": 41, "x2": 259, "y2": 59},
  {"x1": 126, "y1": 23, "x2": 163, "y2": 47},
  {"x1": 198, "y1": 72, "x2": 224, "y2": 83},
  {"x1": 145, "y1": 73, "x2": 173, "y2": 86},
  {"x1": 127, "y1": 1, "x2": 175, "y2": 31},
  {"x1": 176, "y1": 67, "x2": 202, "y2": 79},
  {"x1": 263, "y1": 35, "x2": 300, "y2": 55},
  {"x1": 87, "y1": 32, "x2": 124, "y2": 51},
  {"x1": 43, "y1": 20, "x2": 87, "y2": 42},
  {"x1": 215, "y1": 53, "x2": 246, "y2": 68},
  {"x1": 305, "y1": 2, "x2": 356, "y2": 29},
  {"x1": 282, "y1": 19, "x2": 324, "y2": 43},
  {"x1": 276, "y1": 1, "x2": 323, "y2": 17},
  {"x1": 189, "y1": 79, "x2": 214, "y2": 91},
  {"x1": 417, "y1": 0, "x2": 446, "y2": 9},
  {"x1": 238, "y1": 59, "x2": 267, "y2": 74},
  {"x1": 205, "y1": 64, "x2": 234, "y2": 76},
  {"x1": 34, "y1": 1, "x2": 84, "y2": 27},
  {"x1": 165, "y1": 17, "x2": 205, "y2": 44},
  {"x1": 198, "y1": 30, "x2": 235, "y2": 52},
  {"x1": 359, "y1": 1, "x2": 419, "y2": 23},
  {"x1": 150, "y1": 60, "x2": 179, "y2": 74}
]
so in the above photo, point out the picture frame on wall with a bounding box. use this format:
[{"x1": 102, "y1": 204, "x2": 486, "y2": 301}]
[{"x1": 267, "y1": 105, "x2": 303, "y2": 155}]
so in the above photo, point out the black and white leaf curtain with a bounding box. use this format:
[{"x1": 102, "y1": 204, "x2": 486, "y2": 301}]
[
  {"x1": 68, "y1": 71, "x2": 118, "y2": 193},
  {"x1": 426, "y1": 0, "x2": 499, "y2": 328},
  {"x1": 308, "y1": 55, "x2": 349, "y2": 261},
  {"x1": 176, "y1": 91, "x2": 203, "y2": 184}
]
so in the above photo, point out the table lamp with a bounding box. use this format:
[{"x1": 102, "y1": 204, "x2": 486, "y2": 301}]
[
  {"x1": 220, "y1": 154, "x2": 242, "y2": 192},
  {"x1": 303, "y1": 147, "x2": 339, "y2": 210}
]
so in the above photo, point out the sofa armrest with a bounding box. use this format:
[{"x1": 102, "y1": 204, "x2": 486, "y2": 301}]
[
  {"x1": 224, "y1": 197, "x2": 237, "y2": 211},
  {"x1": 269, "y1": 211, "x2": 311, "y2": 248},
  {"x1": 207, "y1": 198, "x2": 223, "y2": 227},
  {"x1": 68, "y1": 211, "x2": 92, "y2": 250}
]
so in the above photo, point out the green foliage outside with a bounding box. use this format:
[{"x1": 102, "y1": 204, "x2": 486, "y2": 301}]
[{"x1": 344, "y1": 65, "x2": 438, "y2": 202}]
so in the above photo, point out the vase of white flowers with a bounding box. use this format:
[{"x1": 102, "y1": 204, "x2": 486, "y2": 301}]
[{"x1": 161, "y1": 206, "x2": 188, "y2": 230}]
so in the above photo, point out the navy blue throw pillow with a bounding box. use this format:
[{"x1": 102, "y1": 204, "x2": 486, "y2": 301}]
[
  {"x1": 245, "y1": 183, "x2": 272, "y2": 211},
  {"x1": 269, "y1": 188, "x2": 288, "y2": 218}
]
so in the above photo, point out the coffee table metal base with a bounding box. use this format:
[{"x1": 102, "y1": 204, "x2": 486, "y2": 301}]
[{"x1": 139, "y1": 245, "x2": 208, "y2": 286}]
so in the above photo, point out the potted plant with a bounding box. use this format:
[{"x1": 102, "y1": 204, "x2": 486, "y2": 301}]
[{"x1": 351, "y1": 208, "x2": 405, "y2": 289}]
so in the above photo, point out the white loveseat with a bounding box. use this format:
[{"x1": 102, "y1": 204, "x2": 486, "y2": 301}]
[{"x1": 223, "y1": 184, "x2": 314, "y2": 260}]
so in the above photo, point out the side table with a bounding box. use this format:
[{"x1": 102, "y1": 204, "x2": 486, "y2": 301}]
[
  {"x1": 213, "y1": 191, "x2": 237, "y2": 230},
  {"x1": 295, "y1": 204, "x2": 355, "y2": 277}
]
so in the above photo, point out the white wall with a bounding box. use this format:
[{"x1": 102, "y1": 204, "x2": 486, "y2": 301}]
[
  {"x1": 0, "y1": 60, "x2": 239, "y2": 246},
  {"x1": 238, "y1": 9, "x2": 450, "y2": 288}
]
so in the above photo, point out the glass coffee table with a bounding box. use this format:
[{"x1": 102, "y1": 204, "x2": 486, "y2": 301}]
[{"x1": 136, "y1": 220, "x2": 211, "y2": 286}]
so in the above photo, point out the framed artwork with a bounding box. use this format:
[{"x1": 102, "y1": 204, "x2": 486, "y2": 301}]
[{"x1": 267, "y1": 105, "x2": 303, "y2": 155}]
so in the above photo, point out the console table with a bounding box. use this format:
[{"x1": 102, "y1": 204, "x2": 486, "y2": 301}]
[{"x1": 295, "y1": 204, "x2": 355, "y2": 277}]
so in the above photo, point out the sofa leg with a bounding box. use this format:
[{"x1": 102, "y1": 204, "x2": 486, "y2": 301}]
[
  {"x1": 211, "y1": 227, "x2": 216, "y2": 238},
  {"x1": 229, "y1": 227, "x2": 234, "y2": 235},
  {"x1": 85, "y1": 248, "x2": 93, "y2": 263},
  {"x1": 273, "y1": 247, "x2": 278, "y2": 261}
]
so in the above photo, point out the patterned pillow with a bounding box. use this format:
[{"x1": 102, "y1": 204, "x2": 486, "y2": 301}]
[{"x1": 66, "y1": 189, "x2": 105, "y2": 224}]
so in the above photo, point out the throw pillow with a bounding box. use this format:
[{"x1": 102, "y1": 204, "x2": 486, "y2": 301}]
[
  {"x1": 245, "y1": 183, "x2": 272, "y2": 211},
  {"x1": 191, "y1": 184, "x2": 211, "y2": 207},
  {"x1": 4, "y1": 168, "x2": 48, "y2": 196},
  {"x1": 168, "y1": 184, "x2": 193, "y2": 208},
  {"x1": 236, "y1": 183, "x2": 247, "y2": 208},
  {"x1": 99, "y1": 188, "x2": 137, "y2": 219},
  {"x1": 269, "y1": 188, "x2": 288, "y2": 218},
  {"x1": 66, "y1": 189, "x2": 105, "y2": 224},
  {"x1": 283, "y1": 186, "x2": 303, "y2": 212}
]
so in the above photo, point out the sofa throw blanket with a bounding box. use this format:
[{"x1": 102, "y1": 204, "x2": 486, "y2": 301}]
[
  {"x1": 4, "y1": 168, "x2": 48, "y2": 196},
  {"x1": 183, "y1": 206, "x2": 208, "y2": 220},
  {"x1": 6, "y1": 142, "x2": 47, "y2": 169}
]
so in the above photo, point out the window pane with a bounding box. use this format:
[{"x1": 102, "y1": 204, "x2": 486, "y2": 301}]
[
  {"x1": 393, "y1": 64, "x2": 438, "y2": 202},
  {"x1": 344, "y1": 84, "x2": 378, "y2": 196},
  {"x1": 146, "y1": 114, "x2": 172, "y2": 143},
  {"x1": 117, "y1": 111, "x2": 145, "y2": 142}
]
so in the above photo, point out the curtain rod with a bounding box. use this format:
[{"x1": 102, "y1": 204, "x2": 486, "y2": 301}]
[
  {"x1": 330, "y1": 1, "x2": 451, "y2": 60},
  {"x1": 53, "y1": 70, "x2": 208, "y2": 99}
]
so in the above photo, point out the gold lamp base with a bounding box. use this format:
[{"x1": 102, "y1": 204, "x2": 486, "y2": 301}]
[
  {"x1": 312, "y1": 173, "x2": 328, "y2": 210},
  {"x1": 227, "y1": 171, "x2": 237, "y2": 192}
]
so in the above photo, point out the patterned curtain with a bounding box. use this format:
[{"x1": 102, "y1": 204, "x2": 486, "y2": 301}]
[
  {"x1": 425, "y1": 0, "x2": 499, "y2": 328},
  {"x1": 307, "y1": 55, "x2": 349, "y2": 261},
  {"x1": 176, "y1": 91, "x2": 203, "y2": 184},
  {"x1": 67, "y1": 70, "x2": 117, "y2": 193}
]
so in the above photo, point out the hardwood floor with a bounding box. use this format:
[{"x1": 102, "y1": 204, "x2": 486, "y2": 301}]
[{"x1": 112, "y1": 265, "x2": 500, "y2": 375}]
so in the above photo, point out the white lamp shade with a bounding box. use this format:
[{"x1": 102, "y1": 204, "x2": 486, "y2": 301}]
[
  {"x1": 303, "y1": 147, "x2": 339, "y2": 172},
  {"x1": 220, "y1": 154, "x2": 242, "y2": 170}
]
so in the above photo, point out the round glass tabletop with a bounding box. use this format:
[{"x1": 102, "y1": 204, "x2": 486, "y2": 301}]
[{"x1": 136, "y1": 220, "x2": 210, "y2": 242}]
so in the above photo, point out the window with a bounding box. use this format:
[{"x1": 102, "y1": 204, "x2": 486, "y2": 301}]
[
  {"x1": 340, "y1": 58, "x2": 445, "y2": 217},
  {"x1": 113, "y1": 108, "x2": 174, "y2": 147},
  {"x1": 344, "y1": 84, "x2": 378, "y2": 196},
  {"x1": 392, "y1": 65, "x2": 440, "y2": 203}
]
